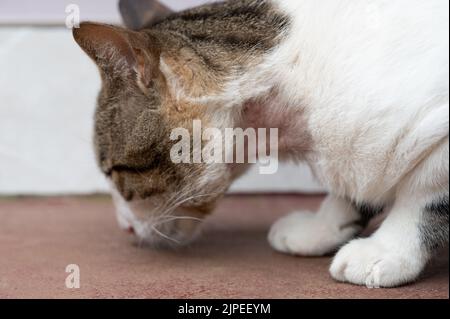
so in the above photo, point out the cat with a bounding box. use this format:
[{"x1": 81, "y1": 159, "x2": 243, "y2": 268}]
[{"x1": 73, "y1": 0, "x2": 449, "y2": 288}]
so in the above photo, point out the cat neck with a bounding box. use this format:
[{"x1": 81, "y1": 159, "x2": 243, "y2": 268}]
[
  {"x1": 237, "y1": 87, "x2": 313, "y2": 161},
  {"x1": 186, "y1": 57, "x2": 313, "y2": 162}
]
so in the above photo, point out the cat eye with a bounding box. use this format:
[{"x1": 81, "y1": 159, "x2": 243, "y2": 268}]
[
  {"x1": 104, "y1": 165, "x2": 134, "y2": 177},
  {"x1": 104, "y1": 168, "x2": 113, "y2": 177},
  {"x1": 107, "y1": 165, "x2": 142, "y2": 176}
]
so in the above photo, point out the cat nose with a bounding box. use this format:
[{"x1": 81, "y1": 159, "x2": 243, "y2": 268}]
[{"x1": 126, "y1": 226, "x2": 135, "y2": 235}]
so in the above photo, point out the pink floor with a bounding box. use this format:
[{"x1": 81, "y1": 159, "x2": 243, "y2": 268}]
[{"x1": 0, "y1": 195, "x2": 448, "y2": 299}]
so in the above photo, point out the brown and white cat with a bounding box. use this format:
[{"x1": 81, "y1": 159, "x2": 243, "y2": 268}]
[{"x1": 74, "y1": 0, "x2": 449, "y2": 287}]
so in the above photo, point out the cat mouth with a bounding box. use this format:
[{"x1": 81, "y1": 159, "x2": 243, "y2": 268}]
[
  {"x1": 132, "y1": 215, "x2": 204, "y2": 248},
  {"x1": 120, "y1": 207, "x2": 205, "y2": 248},
  {"x1": 110, "y1": 184, "x2": 205, "y2": 247}
]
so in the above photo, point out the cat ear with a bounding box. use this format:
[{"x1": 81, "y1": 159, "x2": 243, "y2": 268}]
[
  {"x1": 73, "y1": 22, "x2": 159, "y2": 88},
  {"x1": 73, "y1": 23, "x2": 137, "y2": 73}
]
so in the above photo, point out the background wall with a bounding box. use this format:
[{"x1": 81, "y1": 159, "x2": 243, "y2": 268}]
[
  {"x1": 0, "y1": 0, "x2": 325, "y2": 195},
  {"x1": 0, "y1": 0, "x2": 211, "y2": 25}
]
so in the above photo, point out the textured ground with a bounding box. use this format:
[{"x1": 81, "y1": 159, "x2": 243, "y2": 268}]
[{"x1": 0, "y1": 195, "x2": 448, "y2": 299}]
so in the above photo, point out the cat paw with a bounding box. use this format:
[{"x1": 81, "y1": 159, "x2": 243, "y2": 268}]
[
  {"x1": 268, "y1": 211, "x2": 361, "y2": 257},
  {"x1": 330, "y1": 238, "x2": 424, "y2": 288}
]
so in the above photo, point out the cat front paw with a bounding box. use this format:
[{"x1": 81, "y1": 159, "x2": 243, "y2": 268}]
[
  {"x1": 268, "y1": 211, "x2": 361, "y2": 257},
  {"x1": 330, "y1": 238, "x2": 424, "y2": 288}
]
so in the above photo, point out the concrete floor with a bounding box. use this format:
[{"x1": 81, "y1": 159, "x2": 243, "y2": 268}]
[{"x1": 0, "y1": 195, "x2": 448, "y2": 299}]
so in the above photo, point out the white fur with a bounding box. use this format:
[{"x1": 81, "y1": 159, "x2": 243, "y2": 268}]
[
  {"x1": 330, "y1": 187, "x2": 434, "y2": 287},
  {"x1": 222, "y1": 0, "x2": 449, "y2": 202},
  {"x1": 269, "y1": 196, "x2": 362, "y2": 256},
  {"x1": 110, "y1": 184, "x2": 136, "y2": 232},
  {"x1": 260, "y1": 0, "x2": 448, "y2": 287},
  {"x1": 201, "y1": 0, "x2": 448, "y2": 203}
]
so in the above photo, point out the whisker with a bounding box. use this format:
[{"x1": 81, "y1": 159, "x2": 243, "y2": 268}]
[
  {"x1": 161, "y1": 192, "x2": 219, "y2": 217},
  {"x1": 154, "y1": 215, "x2": 204, "y2": 227},
  {"x1": 150, "y1": 225, "x2": 181, "y2": 245}
]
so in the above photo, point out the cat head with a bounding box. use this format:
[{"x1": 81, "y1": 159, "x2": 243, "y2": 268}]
[{"x1": 73, "y1": 23, "x2": 239, "y2": 246}]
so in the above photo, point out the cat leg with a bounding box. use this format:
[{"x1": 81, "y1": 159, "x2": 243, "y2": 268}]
[
  {"x1": 330, "y1": 191, "x2": 449, "y2": 287},
  {"x1": 268, "y1": 195, "x2": 365, "y2": 256}
]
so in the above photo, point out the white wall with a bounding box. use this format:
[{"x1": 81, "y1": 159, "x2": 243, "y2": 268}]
[
  {"x1": 0, "y1": 1, "x2": 325, "y2": 196},
  {"x1": 0, "y1": 0, "x2": 213, "y2": 25}
]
